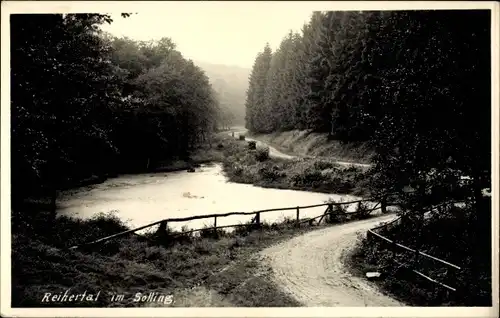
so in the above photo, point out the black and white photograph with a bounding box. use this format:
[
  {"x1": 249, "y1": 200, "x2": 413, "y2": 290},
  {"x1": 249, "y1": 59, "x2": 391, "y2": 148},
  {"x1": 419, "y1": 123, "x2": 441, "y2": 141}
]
[{"x1": 1, "y1": 1, "x2": 499, "y2": 317}]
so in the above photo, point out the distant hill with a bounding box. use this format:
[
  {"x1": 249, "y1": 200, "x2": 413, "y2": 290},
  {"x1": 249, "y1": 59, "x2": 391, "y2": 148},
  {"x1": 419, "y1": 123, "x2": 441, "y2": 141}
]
[{"x1": 195, "y1": 60, "x2": 250, "y2": 126}]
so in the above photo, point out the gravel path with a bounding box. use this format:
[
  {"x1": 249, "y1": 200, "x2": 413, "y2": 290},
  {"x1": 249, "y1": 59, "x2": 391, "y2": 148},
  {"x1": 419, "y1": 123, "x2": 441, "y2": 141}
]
[
  {"x1": 260, "y1": 214, "x2": 403, "y2": 307},
  {"x1": 229, "y1": 129, "x2": 371, "y2": 168}
]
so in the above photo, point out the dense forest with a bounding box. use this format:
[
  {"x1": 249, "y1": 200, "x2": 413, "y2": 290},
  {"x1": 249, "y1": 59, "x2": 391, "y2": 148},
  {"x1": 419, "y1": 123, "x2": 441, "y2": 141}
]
[
  {"x1": 245, "y1": 10, "x2": 492, "y2": 304},
  {"x1": 245, "y1": 10, "x2": 490, "y2": 206},
  {"x1": 11, "y1": 14, "x2": 224, "y2": 210}
]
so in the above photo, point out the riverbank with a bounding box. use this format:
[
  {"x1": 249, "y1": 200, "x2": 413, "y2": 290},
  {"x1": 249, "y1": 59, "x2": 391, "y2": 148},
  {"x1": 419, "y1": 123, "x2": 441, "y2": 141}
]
[
  {"x1": 220, "y1": 134, "x2": 372, "y2": 197},
  {"x1": 344, "y1": 198, "x2": 492, "y2": 306},
  {"x1": 247, "y1": 129, "x2": 374, "y2": 165},
  {"x1": 21, "y1": 131, "x2": 370, "y2": 211}
]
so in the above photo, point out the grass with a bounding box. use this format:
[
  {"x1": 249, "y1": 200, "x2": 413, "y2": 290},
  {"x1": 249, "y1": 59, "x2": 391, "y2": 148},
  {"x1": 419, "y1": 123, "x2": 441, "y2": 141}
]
[
  {"x1": 343, "y1": 198, "x2": 492, "y2": 306},
  {"x1": 12, "y1": 208, "x2": 366, "y2": 308},
  {"x1": 248, "y1": 129, "x2": 374, "y2": 164},
  {"x1": 219, "y1": 134, "x2": 371, "y2": 197}
]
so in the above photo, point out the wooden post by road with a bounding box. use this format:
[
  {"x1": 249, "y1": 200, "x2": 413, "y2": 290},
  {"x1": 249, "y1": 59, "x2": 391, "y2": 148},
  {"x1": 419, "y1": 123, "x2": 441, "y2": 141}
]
[
  {"x1": 157, "y1": 221, "x2": 168, "y2": 238},
  {"x1": 381, "y1": 196, "x2": 387, "y2": 214},
  {"x1": 214, "y1": 216, "x2": 217, "y2": 236},
  {"x1": 255, "y1": 212, "x2": 261, "y2": 228},
  {"x1": 318, "y1": 204, "x2": 332, "y2": 225},
  {"x1": 296, "y1": 207, "x2": 300, "y2": 227}
]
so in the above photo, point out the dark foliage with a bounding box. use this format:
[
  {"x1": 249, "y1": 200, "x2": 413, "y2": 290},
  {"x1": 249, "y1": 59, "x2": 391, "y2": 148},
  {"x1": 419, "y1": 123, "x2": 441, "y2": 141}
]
[{"x1": 11, "y1": 14, "x2": 224, "y2": 224}]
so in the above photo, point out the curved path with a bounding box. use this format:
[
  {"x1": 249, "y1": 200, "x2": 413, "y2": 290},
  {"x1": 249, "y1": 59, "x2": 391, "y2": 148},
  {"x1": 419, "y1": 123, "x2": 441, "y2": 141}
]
[
  {"x1": 260, "y1": 214, "x2": 403, "y2": 307},
  {"x1": 228, "y1": 128, "x2": 371, "y2": 169}
]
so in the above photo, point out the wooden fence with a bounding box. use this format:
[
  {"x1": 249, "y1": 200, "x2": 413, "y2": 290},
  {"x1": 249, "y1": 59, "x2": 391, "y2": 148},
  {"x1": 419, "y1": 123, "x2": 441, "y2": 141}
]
[
  {"x1": 366, "y1": 201, "x2": 463, "y2": 293},
  {"x1": 67, "y1": 190, "x2": 464, "y2": 295},
  {"x1": 69, "y1": 196, "x2": 390, "y2": 250}
]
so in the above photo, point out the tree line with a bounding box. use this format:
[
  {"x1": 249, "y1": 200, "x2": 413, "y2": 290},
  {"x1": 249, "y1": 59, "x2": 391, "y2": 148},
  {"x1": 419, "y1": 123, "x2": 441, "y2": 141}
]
[
  {"x1": 11, "y1": 14, "x2": 223, "y2": 207},
  {"x1": 245, "y1": 10, "x2": 491, "y2": 293},
  {"x1": 245, "y1": 10, "x2": 490, "y2": 209}
]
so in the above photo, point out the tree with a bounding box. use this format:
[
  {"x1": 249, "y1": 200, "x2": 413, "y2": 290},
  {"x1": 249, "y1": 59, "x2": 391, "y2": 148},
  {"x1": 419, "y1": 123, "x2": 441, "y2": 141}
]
[{"x1": 245, "y1": 44, "x2": 272, "y2": 133}]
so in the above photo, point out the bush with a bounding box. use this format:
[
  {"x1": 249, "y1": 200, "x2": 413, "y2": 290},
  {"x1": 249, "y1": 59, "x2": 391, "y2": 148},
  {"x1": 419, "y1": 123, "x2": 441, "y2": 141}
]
[
  {"x1": 51, "y1": 212, "x2": 130, "y2": 248},
  {"x1": 326, "y1": 202, "x2": 348, "y2": 224},
  {"x1": 173, "y1": 225, "x2": 195, "y2": 244},
  {"x1": 259, "y1": 164, "x2": 285, "y2": 181},
  {"x1": 248, "y1": 141, "x2": 256, "y2": 150},
  {"x1": 233, "y1": 219, "x2": 261, "y2": 236},
  {"x1": 313, "y1": 160, "x2": 335, "y2": 170},
  {"x1": 301, "y1": 168, "x2": 326, "y2": 185},
  {"x1": 199, "y1": 224, "x2": 228, "y2": 239},
  {"x1": 239, "y1": 135, "x2": 246, "y2": 141},
  {"x1": 352, "y1": 201, "x2": 371, "y2": 220},
  {"x1": 255, "y1": 147, "x2": 270, "y2": 162}
]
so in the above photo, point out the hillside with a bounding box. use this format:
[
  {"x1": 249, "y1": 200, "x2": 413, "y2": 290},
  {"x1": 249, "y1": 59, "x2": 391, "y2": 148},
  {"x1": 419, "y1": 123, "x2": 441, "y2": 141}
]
[
  {"x1": 249, "y1": 129, "x2": 374, "y2": 164},
  {"x1": 195, "y1": 60, "x2": 250, "y2": 126}
]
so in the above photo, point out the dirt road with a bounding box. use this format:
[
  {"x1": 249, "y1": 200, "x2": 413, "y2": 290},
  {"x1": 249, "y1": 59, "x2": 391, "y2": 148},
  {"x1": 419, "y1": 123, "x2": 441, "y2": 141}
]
[
  {"x1": 229, "y1": 128, "x2": 371, "y2": 169},
  {"x1": 260, "y1": 214, "x2": 403, "y2": 307}
]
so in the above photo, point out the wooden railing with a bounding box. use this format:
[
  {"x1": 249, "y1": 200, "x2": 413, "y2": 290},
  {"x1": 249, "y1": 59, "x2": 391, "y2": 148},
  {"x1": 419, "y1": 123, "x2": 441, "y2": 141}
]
[
  {"x1": 366, "y1": 201, "x2": 464, "y2": 293},
  {"x1": 68, "y1": 196, "x2": 391, "y2": 250}
]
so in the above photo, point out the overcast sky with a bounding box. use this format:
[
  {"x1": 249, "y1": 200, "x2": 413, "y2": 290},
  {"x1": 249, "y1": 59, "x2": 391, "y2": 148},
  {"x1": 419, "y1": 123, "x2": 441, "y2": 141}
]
[{"x1": 101, "y1": 2, "x2": 318, "y2": 68}]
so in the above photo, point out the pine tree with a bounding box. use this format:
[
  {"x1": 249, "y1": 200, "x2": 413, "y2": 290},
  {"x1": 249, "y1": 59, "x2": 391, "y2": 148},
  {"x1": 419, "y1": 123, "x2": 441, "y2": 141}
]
[{"x1": 245, "y1": 44, "x2": 272, "y2": 133}]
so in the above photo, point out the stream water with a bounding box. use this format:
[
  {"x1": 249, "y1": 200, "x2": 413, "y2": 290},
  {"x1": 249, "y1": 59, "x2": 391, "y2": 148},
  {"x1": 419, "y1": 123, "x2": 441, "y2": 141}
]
[{"x1": 57, "y1": 164, "x2": 371, "y2": 233}]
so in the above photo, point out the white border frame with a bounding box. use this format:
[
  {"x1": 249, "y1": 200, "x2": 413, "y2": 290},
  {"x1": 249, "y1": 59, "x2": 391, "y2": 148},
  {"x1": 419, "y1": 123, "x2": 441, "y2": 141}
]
[{"x1": 1, "y1": 1, "x2": 498, "y2": 317}]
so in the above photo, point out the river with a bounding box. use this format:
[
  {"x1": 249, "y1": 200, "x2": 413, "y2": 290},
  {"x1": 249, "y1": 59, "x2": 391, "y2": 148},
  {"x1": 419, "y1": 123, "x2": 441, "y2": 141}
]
[{"x1": 57, "y1": 163, "x2": 371, "y2": 234}]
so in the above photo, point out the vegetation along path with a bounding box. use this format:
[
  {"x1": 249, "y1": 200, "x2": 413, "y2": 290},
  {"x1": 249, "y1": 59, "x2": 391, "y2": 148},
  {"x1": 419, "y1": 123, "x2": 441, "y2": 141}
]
[
  {"x1": 260, "y1": 214, "x2": 402, "y2": 307},
  {"x1": 230, "y1": 127, "x2": 372, "y2": 169}
]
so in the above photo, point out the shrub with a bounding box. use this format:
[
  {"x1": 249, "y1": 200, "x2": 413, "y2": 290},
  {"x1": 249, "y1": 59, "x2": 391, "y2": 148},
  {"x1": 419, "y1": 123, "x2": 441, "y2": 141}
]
[
  {"x1": 313, "y1": 160, "x2": 335, "y2": 170},
  {"x1": 255, "y1": 147, "x2": 270, "y2": 162},
  {"x1": 352, "y1": 201, "x2": 371, "y2": 220},
  {"x1": 248, "y1": 141, "x2": 256, "y2": 150},
  {"x1": 51, "y1": 212, "x2": 130, "y2": 248},
  {"x1": 232, "y1": 163, "x2": 244, "y2": 177},
  {"x1": 239, "y1": 135, "x2": 246, "y2": 141},
  {"x1": 259, "y1": 165, "x2": 285, "y2": 181},
  {"x1": 173, "y1": 225, "x2": 195, "y2": 244},
  {"x1": 199, "y1": 224, "x2": 228, "y2": 239},
  {"x1": 326, "y1": 202, "x2": 348, "y2": 224},
  {"x1": 302, "y1": 168, "x2": 326, "y2": 185},
  {"x1": 233, "y1": 223, "x2": 253, "y2": 236}
]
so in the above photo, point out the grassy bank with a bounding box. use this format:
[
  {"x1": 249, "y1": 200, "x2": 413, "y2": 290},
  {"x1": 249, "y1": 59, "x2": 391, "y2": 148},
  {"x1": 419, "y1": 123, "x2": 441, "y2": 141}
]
[
  {"x1": 344, "y1": 198, "x2": 492, "y2": 306},
  {"x1": 220, "y1": 134, "x2": 371, "y2": 196},
  {"x1": 248, "y1": 129, "x2": 374, "y2": 164},
  {"x1": 12, "y1": 206, "x2": 374, "y2": 307}
]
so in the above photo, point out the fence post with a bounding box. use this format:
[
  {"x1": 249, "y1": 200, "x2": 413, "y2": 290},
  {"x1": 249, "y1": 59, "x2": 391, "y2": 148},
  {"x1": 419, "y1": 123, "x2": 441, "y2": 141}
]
[
  {"x1": 296, "y1": 207, "x2": 300, "y2": 227},
  {"x1": 157, "y1": 220, "x2": 168, "y2": 238},
  {"x1": 328, "y1": 203, "x2": 333, "y2": 222},
  {"x1": 255, "y1": 212, "x2": 261, "y2": 228},
  {"x1": 214, "y1": 216, "x2": 217, "y2": 236},
  {"x1": 381, "y1": 196, "x2": 387, "y2": 214},
  {"x1": 318, "y1": 204, "x2": 331, "y2": 225}
]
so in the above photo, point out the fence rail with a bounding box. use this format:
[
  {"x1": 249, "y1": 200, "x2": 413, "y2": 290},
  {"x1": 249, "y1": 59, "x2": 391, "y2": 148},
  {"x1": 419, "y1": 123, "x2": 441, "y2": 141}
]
[
  {"x1": 366, "y1": 201, "x2": 463, "y2": 292},
  {"x1": 68, "y1": 195, "x2": 391, "y2": 250},
  {"x1": 68, "y1": 190, "x2": 465, "y2": 295}
]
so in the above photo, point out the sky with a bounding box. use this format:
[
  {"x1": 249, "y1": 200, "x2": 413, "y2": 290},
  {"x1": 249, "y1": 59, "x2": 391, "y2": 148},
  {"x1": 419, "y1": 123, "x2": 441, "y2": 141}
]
[{"x1": 101, "y1": 2, "x2": 319, "y2": 69}]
